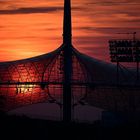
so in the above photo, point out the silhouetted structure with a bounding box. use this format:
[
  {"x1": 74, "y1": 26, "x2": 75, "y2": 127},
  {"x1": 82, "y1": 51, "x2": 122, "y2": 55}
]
[{"x1": 0, "y1": 0, "x2": 140, "y2": 122}]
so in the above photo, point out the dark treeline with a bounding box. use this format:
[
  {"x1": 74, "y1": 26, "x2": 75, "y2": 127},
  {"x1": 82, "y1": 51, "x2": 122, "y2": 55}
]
[{"x1": 0, "y1": 114, "x2": 140, "y2": 140}]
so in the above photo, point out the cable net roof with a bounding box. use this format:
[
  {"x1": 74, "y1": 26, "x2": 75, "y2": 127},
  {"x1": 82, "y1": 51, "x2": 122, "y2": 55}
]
[{"x1": 0, "y1": 45, "x2": 139, "y2": 112}]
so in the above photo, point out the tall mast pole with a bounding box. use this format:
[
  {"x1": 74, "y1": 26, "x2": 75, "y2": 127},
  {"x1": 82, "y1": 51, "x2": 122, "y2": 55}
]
[
  {"x1": 63, "y1": 0, "x2": 72, "y2": 45},
  {"x1": 63, "y1": 0, "x2": 72, "y2": 122}
]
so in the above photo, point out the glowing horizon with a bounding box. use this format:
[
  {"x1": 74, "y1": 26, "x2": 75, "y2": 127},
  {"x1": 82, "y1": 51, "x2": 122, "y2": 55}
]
[{"x1": 0, "y1": 0, "x2": 140, "y2": 62}]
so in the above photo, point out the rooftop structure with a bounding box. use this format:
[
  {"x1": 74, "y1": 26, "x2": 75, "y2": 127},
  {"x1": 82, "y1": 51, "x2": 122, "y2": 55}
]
[{"x1": 0, "y1": 0, "x2": 140, "y2": 122}]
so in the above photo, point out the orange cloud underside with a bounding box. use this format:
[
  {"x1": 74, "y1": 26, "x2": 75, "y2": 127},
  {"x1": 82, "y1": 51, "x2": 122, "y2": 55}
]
[{"x1": 0, "y1": 0, "x2": 140, "y2": 62}]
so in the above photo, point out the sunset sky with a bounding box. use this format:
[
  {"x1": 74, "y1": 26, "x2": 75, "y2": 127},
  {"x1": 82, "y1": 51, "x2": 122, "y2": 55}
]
[{"x1": 0, "y1": 0, "x2": 140, "y2": 62}]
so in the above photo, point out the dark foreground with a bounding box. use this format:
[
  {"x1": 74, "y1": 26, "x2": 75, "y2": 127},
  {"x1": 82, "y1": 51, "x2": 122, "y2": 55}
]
[{"x1": 0, "y1": 114, "x2": 140, "y2": 140}]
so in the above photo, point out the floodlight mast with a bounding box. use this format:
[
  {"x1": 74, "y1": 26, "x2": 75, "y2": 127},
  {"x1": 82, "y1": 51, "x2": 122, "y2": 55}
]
[{"x1": 62, "y1": 0, "x2": 73, "y2": 122}]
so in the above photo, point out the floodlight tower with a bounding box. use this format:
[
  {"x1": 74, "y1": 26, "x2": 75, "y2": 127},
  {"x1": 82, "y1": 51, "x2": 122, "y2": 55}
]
[
  {"x1": 109, "y1": 31, "x2": 140, "y2": 85},
  {"x1": 62, "y1": 0, "x2": 73, "y2": 122}
]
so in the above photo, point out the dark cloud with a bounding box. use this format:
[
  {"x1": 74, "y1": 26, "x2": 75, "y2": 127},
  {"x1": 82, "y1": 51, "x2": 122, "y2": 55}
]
[
  {"x1": 87, "y1": 0, "x2": 140, "y2": 6},
  {"x1": 0, "y1": 6, "x2": 64, "y2": 15},
  {"x1": 75, "y1": 27, "x2": 140, "y2": 35},
  {"x1": 0, "y1": 6, "x2": 81, "y2": 15},
  {"x1": 0, "y1": 1, "x2": 6, "y2": 4},
  {"x1": 124, "y1": 19, "x2": 140, "y2": 23},
  {"x1": 74, "y1": 36, "x2": 108, "y2": 47}
]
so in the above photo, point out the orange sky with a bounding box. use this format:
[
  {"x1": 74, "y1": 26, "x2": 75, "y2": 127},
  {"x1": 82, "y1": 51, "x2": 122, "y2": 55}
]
[{"x1": 0, "y1": 0, "x2": 140, "y2": 62}]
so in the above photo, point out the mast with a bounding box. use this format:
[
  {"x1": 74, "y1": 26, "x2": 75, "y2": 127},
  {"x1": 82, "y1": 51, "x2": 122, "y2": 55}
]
[
  {"x1": 63, "y1": 0, "x2": 72, "y2": 45},
  {"x1": 63, "y1": 0, "x2": 72, "y2": 122}
]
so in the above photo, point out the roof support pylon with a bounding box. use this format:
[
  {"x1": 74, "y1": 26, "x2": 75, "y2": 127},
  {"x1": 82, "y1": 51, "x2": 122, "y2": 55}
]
[
  {"x1": 63, "y1": 0, "x2": 72, "y2": 45},
  {"x1": 62, "y1": 0, "x2": 72, "y2": 122}
]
